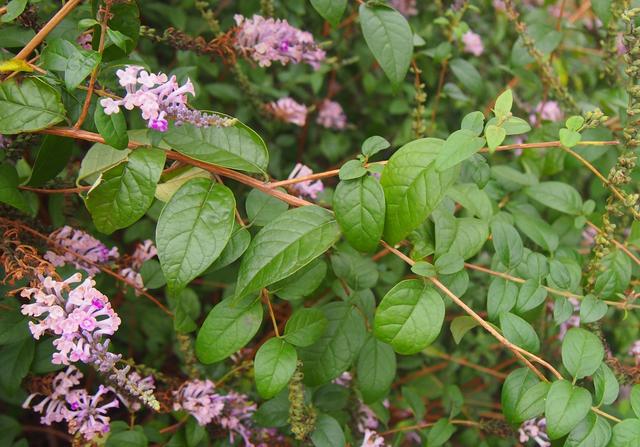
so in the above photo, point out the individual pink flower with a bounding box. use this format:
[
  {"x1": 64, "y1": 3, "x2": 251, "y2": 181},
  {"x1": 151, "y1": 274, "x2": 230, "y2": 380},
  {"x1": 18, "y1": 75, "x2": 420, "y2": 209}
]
[
  {"x1": 390, "y1": 0, "x2": 418, "y2": 17},
  {"x1": 518, "y1": 418, "x2": 551, "y2": 447},
  {"x1": 581, "y1": 226, "x2": 598, "y2": 246},
  {"x1": 76, "y1": 33, "x2": 92, "y2": 50},
  {"x1": 529, "y1": 101, "x2": 564, "y2": 125},
  {"x1": 362, "y1": 429, "x2": 388, "y2": 447},
  {"x1": 173, "y1": 379, "x2": 225, "y2": 426},
  {"x1": 629, "y1": 341, "x2": 640, "y2": 366},
  {"x1": 316, "y1": 100, "x2": 347, "y2": 130},
  {"x1": 66, "y1": 385, "x2": 119, "y2": 441},
  {"x1": 288, "y1": 163, "x2": 324, "y2": 199},
  {"x1": 44, "y1": 226, "x2": 119, "y2": 276},
  {"x1": 616, "y1": 33, "x2": 627, "y2": 55},
  {"x1": 462, "y1": 31, "x2": 484, "y2": 56},
  {"x1": 267, "y1": 97, "x2": 308, "y2": 126},
  {"x1": 234, "y1": 15, "x2": 326, "y2": 69},
  {"x1": 23, "y1": 366, "x2": 83, "y2": 425}
]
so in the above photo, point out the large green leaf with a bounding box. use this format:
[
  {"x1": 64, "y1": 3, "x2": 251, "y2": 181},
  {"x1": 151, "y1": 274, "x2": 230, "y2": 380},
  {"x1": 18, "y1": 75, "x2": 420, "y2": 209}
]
[
  {"x1": 86, "y1": 147, "x2": 166, "y2": 234},
  {"x1": 163, "y1": 121, "x2": 268, "y2": 174},
  {"x1": 380, "y1": 138, "x2": 458, "y2": 244},
  {"x1": 156, "y1": 178, "x2": 236, "y2": 291},
  {"x1": 0, "y1": 338, "x2": 34, "y2": 392},
  {"x1": 374, "y1": 279, "x2": 445, "y2": 355},
  {"x1": 610, "y1": 419, "x2": 640, "y2": 447},
  {"x1": 300, "y1": 302, "x2": 366, "y2": 386},
  {"x1": 310, "y1": 0, "x2": 347, "y2": 26},
  {"x1": 359, "y1": 3, "x2": 413, "y2": 86},
  {"x1": 195, "y1": 295, "x2": 263, "y2": 364},
  {"x1": 525, "y1": 181, "x2": 583, "y2": 215},
  {"x1": 561, "y1": 327, "x2": 604, "y2": 380},
  {"x1": 235, "y1": 206, "x2": 340, "y2": 298},
  {"x1": 0, "y1": 77, "x2": 65, "y2": 134},
  {"x1": 545, "y1": 380, "x2": 592, "y2": 439},
  {"x1": 26, "y1": 135, "x2": 74, "y2": 186},
  {"x1": 254, "y1": 338, "x2": 297, "y2": 399},
  {"x1": 41, "y1": 38, "x2": 101, "y2": 90},
  {"x1": 333, "y1": 176, "x2": 385, "y2": 253},
  {"x1": 565, "y1": 413, "x2": 611, "y2": 447},
  {"x1": 0, "y1": 164, "x2": 30, "y2": 213},
  {"x1": 356, "y1": 336, "x2": 396, "y2": 403}
]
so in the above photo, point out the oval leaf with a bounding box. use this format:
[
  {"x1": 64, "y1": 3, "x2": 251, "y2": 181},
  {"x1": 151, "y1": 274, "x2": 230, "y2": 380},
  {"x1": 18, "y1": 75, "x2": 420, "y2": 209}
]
[
  {"x1": 254, "y1": 338, "x2": 297, "y2": 399},
  {"x1": 561, "y1": 327, "x2": 605, "y2": 380},
  {"x1": 0, "y1": 78, "x2": 65, "y2": 134},
  {"x1": 545, "y1": 380, "x2": 592, "y2": 440}
]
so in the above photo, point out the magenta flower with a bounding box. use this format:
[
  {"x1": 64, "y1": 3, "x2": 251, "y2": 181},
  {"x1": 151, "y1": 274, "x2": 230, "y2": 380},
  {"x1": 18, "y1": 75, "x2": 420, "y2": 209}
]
[
  {"x1": 316, "y1": 100, "x2": 347, "y2": 130},
  {"x1": 529, "y1": 101, "x2": 564, "y2": 125},
  {"x1": 518, "y1": 418, "x2": 551, "y2": 447},
  {"x1": 268, "y1": 97, "x2": 308, "y2": 126},
  {"x1": 44, "y1": 226, "x2": 119, "y2": 276},
  {"x1": 462, "y1": 31, "x2": 484, "y2": 56},
  {"x1": 76, "y1": 33, "x2": 92, "y2": 50},
  {"x1": 390, "y1": 0, "x2": 418, "y2": 17},
  {"x1": 234, "y1": 14, "x2": 326, "y2": 69},
  {"x1": 287, "y1": 163, "x2": 324, "y2": 199}
]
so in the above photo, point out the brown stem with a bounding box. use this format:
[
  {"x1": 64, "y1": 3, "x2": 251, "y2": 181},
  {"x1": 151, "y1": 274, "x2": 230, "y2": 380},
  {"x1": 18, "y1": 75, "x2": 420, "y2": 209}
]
[
  {"x1": 19, "y1": 185, "x2": 90, "y2": 194},
  {"x1": 380, "y1": 419, "x2": 482, "y2": 436}
]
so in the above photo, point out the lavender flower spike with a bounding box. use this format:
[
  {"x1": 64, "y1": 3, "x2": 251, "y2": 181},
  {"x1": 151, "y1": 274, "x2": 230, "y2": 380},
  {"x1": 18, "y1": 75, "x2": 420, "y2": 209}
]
[{"x1": 44, "y1": 226, "x2": 119, "y2": 276}]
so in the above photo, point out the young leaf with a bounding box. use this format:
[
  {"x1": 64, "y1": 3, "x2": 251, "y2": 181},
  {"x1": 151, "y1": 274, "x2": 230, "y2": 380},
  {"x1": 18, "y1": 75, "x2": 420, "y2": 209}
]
[
  {"x1": 359, "y1": 3, "x2": 413, "y2": 86},
  {"x1": 494, "y1": 89, "x2": 513, "y2": 118},
  {"x1": 94, "y1": 105, "x2": 129, "y2": 150},
  {"x1": 86, "y1": 147, "x2": 166, "y2": 234},
  {"x1": 485, "y1": 124, "x2": 506, "y2": 153},
  {"x1": 0, "y1": 78, "x2": 66, "y2": 134},
  {"x1": 561, "y1": 327, "x2": 605, "y2": 380},
  {"x1": 499, "y1": 312, "x2": 540, "y2": 353},
  {"x1": 501, "y1": 368, "x2": 547, "y2": 424},
  {"x1": 254, "y1": 338, "x2": 297, "y2": 399},
  {"x1": 338, "y1": 159, "x2": 367, "y2": 180},
  {"x1": 310, "y1": 0, "x2": 347, "y2": 27},
  {"x1": 41, "y1": 38, "x2": 101, "y2": 90},
  {"x1": 460, "y1": 111, "x2": 485, "y2": 136},
  {"x1": 361, "y1": 135, "x2": 390, "y2": 157},
  {"x1": 593, "y1": 363, "x2": 619, "y2": 407},
  {"x1": 195, "y1": 295, "x2": 263, "y2": 364},
  {"x1": 235, "y1": 206, "x2": 340, "y2": 298},
  {"x1": 284, "y1": 308, "x2": 328, "y2": 347},
  {"x1": 374, "y1": 280, "x2": 445, "y2": 355},
  {"x1": 434, "y1": 129, "x2": 486, "y2": 172},
  {"x1": 450, "y1": 316, "x2": 480, "y2": 344},
  {"x1": 156, "y1": 178, "x2": 236, "y2": 291},
  {"x1": 356, "y1": 336, "x2": 396, "y2": 404},
  {"x1": 559, "y1": 128, "x2": 582, "y2": 148},
  {"x1": 487, "y1": 277, "x2": 518, "y2": 320},
  {"x1": 491, "y1": 221, "x2": 524, "y2": 269},
  {"x1": 545, "y1": 380, "x2": 592, "y2": 439}
]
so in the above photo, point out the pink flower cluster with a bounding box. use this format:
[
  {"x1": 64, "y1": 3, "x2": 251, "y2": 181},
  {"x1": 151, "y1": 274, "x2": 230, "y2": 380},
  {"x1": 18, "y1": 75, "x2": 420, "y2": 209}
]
[
  {"x1": 518, "y1": 418, "x2": 551, "y2": 447},
  {"x1": 119, "y1": 239, "x2": 157, "y2": 294},
  {"x1": 362, "y1": 429, "x2": 387, "y2": 447},
  {"x1": 288, "y1": 163, "x2": 324, "y2": 199},
  {"x1": 23, "y1": 366, "x2": 119, "y2": 442},
  {"x1": 174, "y1": 379, "x2": 264, "y2": 446},
  {"x1": 316, "y1": 100, "x2": 347, "y2": 130},
  {"x1": 268, "y1": 97, "x2": 308, "y2": 126},
  {"x1": 100, "y1": 66, "x2": 232, "y2": 132},
  {"x1": 233, "y1": 15, "x2": 326, "y2": 69},
  {"x1": 462, "y1": 31, "x2": 484, "y2": 56},
  {"x1": 45, "y1": 226, "x2": 119, "y2": 276},
  {"x1": 529, "y1": 101, "x2": 564, "y2": 125},
  {"x1": 390, "y1": 0, "x2": 418, "y2": 17},
  {"x1": 21, "y1": 273, "x2": 121, "y2": 364}
]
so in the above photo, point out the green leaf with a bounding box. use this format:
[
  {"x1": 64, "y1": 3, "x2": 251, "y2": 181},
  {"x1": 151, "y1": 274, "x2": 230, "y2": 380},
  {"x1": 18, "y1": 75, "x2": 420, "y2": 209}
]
[
  {"x1": 358, "y1": 3, "x2": 413, "y2": 86},
  {"x1": 487, "y1": 277, "x2": 518, "y2": 320},
  {"x1": 195, "y1": 295, "x2": 263, "y2": 364},
  {"x1": 433, "y1": 214, "x2": 488, "y2": 260},
  {"x1": 562, "y1": 328, "x2": 604, "y2": 380},
  {"x1": 77, "y1": 142, "x2": 130, "y2": 184},
  {"x1": 411, "y1": 261, "x2": 436, "y2": 277},
  {"x1": 560, "y1": 128, "x2": 582, "y2": 148},
  {"x1": 515, "y1": 280, "x2": 547, "y2": 314},
  {"x1": 0, "y1": 338, "x2": 34, "y2": 391},
  {"x1": 500, "y1": 312, "x2": 540, "y2": 353},
  {"x1": 0, "y1": 78, "x2": 65, "y2": 134},
  {"x1": 235, "y1": 206, "x2": 340, "y2": 298},
  {"x1": 338, "y1": 159, "x2": 367, "y2": 180},
  {"x1": 447, "y1": 183, "x2": 493, "y2": 220},
  {"x1": 427, "y1": 418, "x2": 457, "y2": 447},
  {"x1": 356, "y1": 336, "x2": 396, "y2": 404},
  {"x1": 155, "y1": 166, "x2": 210, "y2": 203},
  {"x1": 374, "y1": 279, "x2": 445, "y2": 355},
  {"x1": 434, "y1": 129, "x2": 486, "y2": 172},
  {"x1": 631, "y1": 385, "x2": 640, "y2": 419},
  {"x1": 594, "y1": 249, "x2": 632, "y2": 298},
  {"x1": 580, "y1": 295, "x2": 608, "y2": 324},
  {"x1": 362, "y1": 135, "x2": 390, "y2": 157},
  {"x1": 310, "y1": 414, "x2": 346, "y2": 447},
  {"x1": 106, "y1": 28, "x2": 133, "y2": 52},
  {"x1": 1, "y1": 0, "x2": 28, "y2": 23},
  {"x1": 334, "y1": 176, "x2": 385, "y2": 253},
  {"x1": 593, "y1": 363, "x2": 619, "y2": 407},
  {"x1": 105, "y1": 430, "x2": 148, "y2": 447},
  {"x1": 449, "y1": 58, "x2": 483, "y2": 95},
  {"x1": 491, "y1": 221, "x2": 524, "y2": 269},
  {"x1": 450, "y1": 316, "x2": 480, "y2": 344},
  {"x1": 525, "y1": 181, "x2": 583, "y2": 215},
  {"x1": 591, "y1": 0, "x2": 612, "y2": 26},
  {"x1": 270, "y1": 258, "x2": 327, "y2": 300},
  {"x1": 300, "y1": 302, "x2": 366, "y2": 386},
  {"x1": 545, "y1": 380, "x2": 592, "y2": 439},
  {"x1": 310, "y1": 0, "x2": 347, "y2": 26},
  {"x1": 0, "y1": 164, "x2": 29, "y2": 213},
  {"x1": 566, "y1": 116, "x2": 585, "y2": 132},
  {"x1": 486, "y1": 124, "x2": 506, "y2": 153},
  {"x1": 163, "y1": 120, "x2": 269, "y2": 174},
  {"x1": 0, "y1": 415, "x2": 21, "y2": 446},
  {"x1": 380, "y1": 138, "x2": 458, "y2": 244},
  {"x1": 26, "y1": 135, "x2": 73, "y2": 187},
  {"x1": 511, "y1": 208, "x2": 559, "y2": 252},
  {"x1": 86, "y1": 147, "x2": 166, "y2": 234},
  {"x1": 94, "y1": 105, "x2": 129, "y2": 150},
  {"x1": 284, "y1": 308, "x2": 328, "y2": 347},
  {"x1": 502, "y1": 368, "x2": 546, "y2": 424},
  {"x1": 245, "y1": 188, "x2": 289, "y2": 227},
  {"x1": 494, "y1": 89, "x2": 513, "y2": 118},
  {"x1": 610, "y1": 419, "x2": 640, "y2": 447},
  {"x1": 156, "y1": 178, "x2": 236, "y2": 291},
  {"x1": 487, "y1": 116, "x2": 532, "y2": 135},
  {"x1": 41, "y1": 38, "x2": 101, "y2": 90},
  {"x1": 565, "y1": 413, "x2": 611, "y2": 447},
  {"x1": 461, "y1": 111, "x2": 485, "y2": 136},
  {"x1": 434, "y1": 252, "x2": 464, "y2": 275},
  {"x1": 254, "y1": 338, "x2": 297, "y2": 399},
  {"x1": 207, "y1": 225, "x2": 251, "y2": 272}
]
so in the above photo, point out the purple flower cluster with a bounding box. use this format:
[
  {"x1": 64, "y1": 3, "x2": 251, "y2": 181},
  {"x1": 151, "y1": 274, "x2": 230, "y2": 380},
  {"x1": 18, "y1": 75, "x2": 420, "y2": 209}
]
[
  {"x1": 267, "y1": 97, "x2": 308, "y2": 126},
  {"x1": 288, "y1": 163, "x2": 324, "y2": 199},
  {"x1": 390, "y1": 0, "x2": 418, "y2": 17},
  {"x1": 119, "y1": 239, "x2": 157, "y2": 294},
  {"x1": 518, "y1": 418, "x2": 551, "y2": 447},
  {"x1": 100, "y1": 66, "x2": 234, "y2": 132},
  {"x1": 45, "y1": 226, "x2": 119, "y2": 276},
  {"x1": 529, "y1": 101, "x2": 564, "y2": 125},
  {"x1": 316, "y1": 100, "x2": 347, "y2": 130},
  {"x1": 173, "y1": 379, "x2": 265, "y2": 446},
  {"x1": 462, "y1": 31, "x2": 484, "y2": 56},
  {"x1": 23, "y1": 366, "x2": 119, "y2": 442},
  {"x1": 233, "y1": 14, "x2": 326, "y2": 69}
]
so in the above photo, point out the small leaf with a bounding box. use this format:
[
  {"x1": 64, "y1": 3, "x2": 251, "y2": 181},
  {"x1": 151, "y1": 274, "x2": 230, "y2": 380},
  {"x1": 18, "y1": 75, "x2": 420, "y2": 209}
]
[
  {"x1": 500, "y1": 312, "x2": 540, "y2": 353},
  {"x1": 560, "y1": 128, "x2": 582, "y2": 148},
  {"x1": 427, "y1": 418, "x2": 457, "y2": 447},
  {"x1": 0, "y1": 164, "x2": 29, "y2": 213},
  {"x1": 561, "y1": 327, "x2": 604, "y2": 380},
  {"x1": 434, "y1": 253, "x2": 464, "y2": 275},
  {"x1": 450, "y1": 316, "x2": 480, "y2": 344},
  {"x1": 460, "y1": 111, "x2": 485, "y2": 136},
  {"x1": 515, "y1": 280, "x2": 547, "y2": 314},
  {"x1": 362, "y1": 135, "x2": 390, "y2": 157},
  {"x1": 411, "y1": 261, "x2": 436, "y2": 277},
  {"x1": 310, "y1": 414, "x2": 346, "y2": 447},
  {"x1": 94, "y1": 105, "x2": 129, "y2": 150},
  {"x1": 494, "y1": 89, "x2": 513, "y2": 118},
  {"x1": 502, "y1": 368, "x2": 546, "y2": 424},
  {"x1": 486, "y1": 125, "x2": 506, "y2": 153},
  {"x1": 566, "y1": 116, "x2": 585, "y2": 131},
  {"x1": 434, "y1": 129, "x2": 486, "y2": 172},
  {"x1": 1, "y1": 0, "x2": 28, "y2": 23},
  {"x1": 41, "y1": 38, "x2": 101, "y2": 90},
  {"x1": 491, "y1": 221, "x2": 524, "y2": 269},
  {"x1": 338, "y1": 159, "x2": 368, "y2": 180},
  {"x1": 487, "y1": 277, "x2": 518, "y2": 320},
  {"x1": 593, "y1": 363, "x2": 619, "y2": 407},
  {"x1": 254, "y1": 338, "x2": 297, "y2": 399},
  {"x1": 309, "y1": 0, "x2": 347, "y2": 27},
  {"x1": 631, "y1": 385, "x2": 640, "y2": 419},
  {"x1": 580, "y1": 295, "x2": 608, "y2": 324},
  {"x1": 545, "y1": 380, "x2": 592, "y2": 439},
  {"x1": 284, "y1": 308, "x2": 328, "y2": 347}
]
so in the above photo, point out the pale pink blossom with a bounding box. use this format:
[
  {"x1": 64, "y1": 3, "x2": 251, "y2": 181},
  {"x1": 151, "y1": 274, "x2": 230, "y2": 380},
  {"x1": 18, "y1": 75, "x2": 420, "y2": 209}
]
[
  {"x1": 518, "y1": 418, "x2": 551, "y2": 447},
  {"x1": 362, "y1": 429, "x2": 388, "y2": 447},
  {"x1": 316, "y1": 100, "x2": 347, "y2": 130},
  {"x1": 23, "y1": 366, "x2": 83, "y2": 425},
  {"x1": 462, "y1": 31, "x2": 484, "y2": 56},
  {"x1": 76, "y1": 34, "x2": 92, "y2": 50},
  {"x1": 629, "y1": 341, "x2": 640, "y2": 365},
  {"x1": 173, "y1": 379, "x2": 225, "y2": 426},
  {"x1": 66, "y1": 385, "x2": 119, "y2": 440},
  {"x1": 529, "y1": 101, "x2": 564, "y2": 125},
  {"x1": 268, "y1": 97, "x2": 308, "y2": 126},
  {"x1": 44, "y1": 226, "x2": 119, "y2": 276},
  {"x1": 390, "y1": 0, "x2": 418, "y2": 17},
  {"x1": 288, "y1": 163, "x2": 324, "y2": 199}
]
